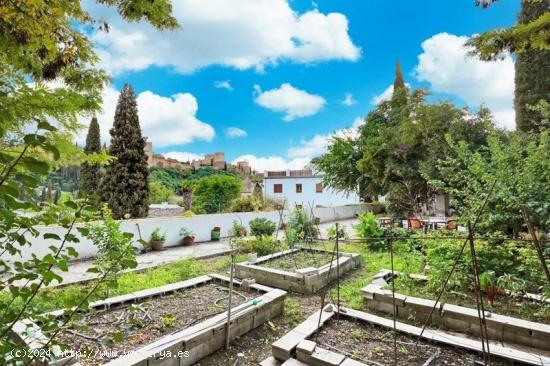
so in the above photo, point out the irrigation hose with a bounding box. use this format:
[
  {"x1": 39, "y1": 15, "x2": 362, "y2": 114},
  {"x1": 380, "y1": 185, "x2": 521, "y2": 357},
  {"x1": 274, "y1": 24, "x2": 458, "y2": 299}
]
[{"x1": 213, "y1": 286, "x2": 248, "y2": 308}]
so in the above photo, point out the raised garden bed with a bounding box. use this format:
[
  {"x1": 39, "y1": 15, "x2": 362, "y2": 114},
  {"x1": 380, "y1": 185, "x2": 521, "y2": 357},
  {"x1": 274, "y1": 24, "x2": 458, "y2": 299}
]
[
  {"x1": 234, "y1": 247, "x2": 362, "y2": 294},
  {"x1": 262, "y1": 304, "x2": 550, "y2": 366},
  {"x1": 13, "y1": 274, "x2": 286, "y2": 366},
  {"x1": 362, "y1": 269, "x2": 550, "y2": 352}
]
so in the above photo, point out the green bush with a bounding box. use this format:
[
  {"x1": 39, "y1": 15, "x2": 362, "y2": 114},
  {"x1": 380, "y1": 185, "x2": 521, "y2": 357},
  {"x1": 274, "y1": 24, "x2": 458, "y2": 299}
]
[
  {"x1": 326, "y1": 224, "x2": 348, "y2": 240},
  {"x1": 285, "y1": 209, "x2": 318, "y2": 245},
  {"x1": 249, "y1": 217, "x2": 276, "y2": 238},
  {"x1": 230, "y1": 220, "x2": 247, "y2": 237},
  {"x1": 149, "y1": 180, "x2": 174, "y2": 204},
  {"x1": 231, "y1": 196, "x2": 255, "y2": 212},
  {"x1": 239, "y1": 237, "x2": 276, "y2": 256},
  {"x1": 192, "y1": 174, "x2": 242, "y2": 213},
  {"x1": 353, "y1": 212, "x2": 385, "y2": 250}
]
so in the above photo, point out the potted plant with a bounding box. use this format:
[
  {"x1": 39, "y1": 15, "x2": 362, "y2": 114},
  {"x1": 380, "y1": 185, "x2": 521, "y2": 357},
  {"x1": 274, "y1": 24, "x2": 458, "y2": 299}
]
[
  {"x1": 179, "y1": 227, "x2": 195, "y2": 246},
  {"x1": 211, "y1": 226, "x2": 221, "y2": 241},
  {"x1": 150, "y1": 227, "x2": 166, "y2": 251}
]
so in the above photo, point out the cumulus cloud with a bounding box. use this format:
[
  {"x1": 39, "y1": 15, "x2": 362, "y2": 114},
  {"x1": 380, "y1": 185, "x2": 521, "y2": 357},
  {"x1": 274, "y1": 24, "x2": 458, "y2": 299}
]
[
  {"x1": 86, "y1": 0, "x2": 360, "y2": 75},
  {"x1": 164, "y1": 151, "x2": 204, "y2": 162},
  {"x1": 253, "y1": 83, "x2": 326, "y2": 121},
  {"x1": 341, "y1": 92, "x2": 356, "y2": 106},
  {"x1": 287, "y1": 117, "x2": 363, "y2": 159},
  {"x1": 225, "y1": 127, "x2": 248, "y2": 138},
  {"x1": 415, "y1": 32, "x2": 515, "y2": 129},
  {"x1": 79, "y1": 86, "x2": 215, "y2": 147},
  {"x1": 214, "y1": 80, "x2": 233, "y2": 91},
  {"x1": 232, "y1": 155, "x2": 311, "y2": 172}
]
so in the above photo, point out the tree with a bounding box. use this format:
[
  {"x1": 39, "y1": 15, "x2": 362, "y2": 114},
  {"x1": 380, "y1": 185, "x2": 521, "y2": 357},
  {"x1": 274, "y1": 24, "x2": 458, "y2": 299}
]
[
  {"x1": 1, "y1": 2, "x2": 176, "y2": 362},
  {"x1": 514, "y1": 0, "x2": 550, "y2": 132},
  {"x1": 101, "y1": 84, "x2": 150, "y2": 219},
  {"x1": 192, "y1": 175, "x2": 242, "y2": 213},
  {"x1": 80, "y1": 117, "x2": 102, "y2": 193},
  {"x1": 149, "y1": 180, "x2": 173, "y2": 204}
]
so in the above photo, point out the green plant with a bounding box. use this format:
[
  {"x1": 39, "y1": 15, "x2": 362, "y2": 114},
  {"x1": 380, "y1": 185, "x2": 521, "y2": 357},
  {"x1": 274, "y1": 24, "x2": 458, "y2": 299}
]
[
  {"x1": 239, "y1": 237, "x2": 276, "y2": 256},
  {"x1": 497, "y1": 273, "x2": 526, "y2": 298},
  {"x1": 183, "y1": 210, "x2": 194, "y2": 217},
  {"x1": 326, "y1": 224, "x2": 348, "y2": 240},
  {"x1": 249, "y1": 217, "x2": 276, "y2": 239},
  {"x1": 179, "y1": 227, "x2": 194, "y2": 238},
  {"x1": 285, "y1": 208, "x2": 318, "y2": 245},
  {"x1": 192, "y1": 174, "x2": 242, "y2": 213},
  {"x1": 231, "y1": 196, "x2": 255, "y2": 212},
  {"x1": 479, "y1": 271, "x2": 497, "y2": 305},
  {"x1": 149, "y1": 180, "x2": 174, "y2": 204},
  {"x1": 354, "y1": 212, "x2": 385, "y2": 250},
  {"x1": 284, "y1": 299, "x2": 304, "y2": 327},
  {"x1": 151, "y1": 227, "x2": 166, "y2": 242},
  {"x1": 230, "y1": 220, "x2": 247, "y2": 237},
  {"x1": 159, "y1": 314, "x2": 177, "y2": 328}
]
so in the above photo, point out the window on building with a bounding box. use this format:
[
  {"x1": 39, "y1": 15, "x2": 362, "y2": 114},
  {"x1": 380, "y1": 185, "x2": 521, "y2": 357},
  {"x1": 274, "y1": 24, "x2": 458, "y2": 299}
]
[
  {"x1": 274, "y1": 184, "x2": 283, "y2": 193},
  {"x1": 316, "y1": 183, "x2": 323, "y2": 193},
  {"x1": 296, "y1": 184, "x2": 302, "y2": 193}
]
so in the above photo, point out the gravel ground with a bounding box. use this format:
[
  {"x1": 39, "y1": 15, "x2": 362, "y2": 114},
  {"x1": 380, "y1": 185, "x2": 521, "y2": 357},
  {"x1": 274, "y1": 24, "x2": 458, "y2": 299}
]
[
  {"x1": 56, "y1": 283, "x2": 250, "y2": 365},
  {"x1": 313, "y1": 317, "x2": 514, "y2": 366}
]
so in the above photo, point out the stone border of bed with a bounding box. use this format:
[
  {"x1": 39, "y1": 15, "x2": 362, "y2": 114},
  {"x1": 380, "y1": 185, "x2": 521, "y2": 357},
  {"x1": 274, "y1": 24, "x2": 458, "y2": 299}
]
[
  {"x1": 12, "y1": 274, "x2": 286, "y2": 366},
  {"x1": 234, "y1": 247, "x2": 362, "y2": 294},
  {"x1": 260, "y1": 304, "x2": 550, "y2": 366},
  {"x1": 361, "y1": 269, "x2": 550, "y2": 352}
]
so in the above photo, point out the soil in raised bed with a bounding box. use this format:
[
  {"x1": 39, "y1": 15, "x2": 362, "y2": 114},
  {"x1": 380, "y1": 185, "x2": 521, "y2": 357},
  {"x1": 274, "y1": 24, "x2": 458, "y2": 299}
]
[
  {"x1": 311, "y1": 317, "x2": 514, "y2": 366},
  {"x1": 55, "y1": 283, "x2": 251, "y2": 365},
  {"x1": 261, "y1": 250, "x2": 335, "y2": 271}
]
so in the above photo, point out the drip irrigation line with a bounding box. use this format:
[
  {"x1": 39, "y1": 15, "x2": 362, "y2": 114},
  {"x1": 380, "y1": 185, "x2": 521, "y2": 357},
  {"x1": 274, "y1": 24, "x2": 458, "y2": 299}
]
[{"x1": 414, "y1": 180, "x2": 496, "y2": 348}]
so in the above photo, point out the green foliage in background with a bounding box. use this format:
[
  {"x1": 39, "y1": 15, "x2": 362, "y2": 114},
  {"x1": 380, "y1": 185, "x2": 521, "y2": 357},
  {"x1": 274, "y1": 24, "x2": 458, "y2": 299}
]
[
  {"x1": 149, "y1": 180, "x2": 174, "y2": 204},
  {"x1": 192, "y1": 174, "x2": 242, "y2": 213},
  {"x1": 249, "y1": 218, "x2": 276, "y2": 239}
]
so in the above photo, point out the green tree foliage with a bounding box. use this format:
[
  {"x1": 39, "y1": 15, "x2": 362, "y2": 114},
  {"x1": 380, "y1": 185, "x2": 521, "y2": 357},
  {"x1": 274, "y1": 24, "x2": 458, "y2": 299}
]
[
  {"x1": 0, "y1": 1, "x2": 176, "y2": 363},
  {"x1": 101, "y1": 84, "x2": 150, "y2": 219},
  {"x1": 192, "y1": 174, "x2": 242, "y2": 213},
  {"x1": 424, "y1": 130, "x2": 550, "y2": 235},
  {"x1": 149, "y1": 167, "x2": 191, "y2": 194},
  {"x1": 80, "y1": 117, "x2": 102, "y2": 193},
  {"x1": 149, "y1": 180, "x2": 174, "y2": 204}
]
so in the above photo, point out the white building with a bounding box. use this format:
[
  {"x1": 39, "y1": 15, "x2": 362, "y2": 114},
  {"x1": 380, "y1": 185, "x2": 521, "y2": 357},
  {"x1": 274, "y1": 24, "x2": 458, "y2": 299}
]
[{"x1": 263, "y1": 169, "x2": 359, "y2": 208}]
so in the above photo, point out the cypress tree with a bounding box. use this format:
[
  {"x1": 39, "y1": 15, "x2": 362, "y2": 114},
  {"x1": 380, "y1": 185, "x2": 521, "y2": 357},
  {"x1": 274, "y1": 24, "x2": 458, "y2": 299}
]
[
  {"x1": 101, "y1": 84, "x2": 149, "y2": 219},
  {"x1": 80, "y1": 117, "x2": 102, "y2": 193},
  {"x1": 514, "y1": 0, "x2": 550, "y2": 133},
  {"x1": 391, "y1": 60, "x2": 408, "y2": 108}
]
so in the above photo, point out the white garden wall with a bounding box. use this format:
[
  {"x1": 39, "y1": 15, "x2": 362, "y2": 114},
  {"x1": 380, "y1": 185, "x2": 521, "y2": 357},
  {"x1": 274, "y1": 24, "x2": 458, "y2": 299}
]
[{"x1": 2, "y1": 204, "x2": 367, "y2": 262}]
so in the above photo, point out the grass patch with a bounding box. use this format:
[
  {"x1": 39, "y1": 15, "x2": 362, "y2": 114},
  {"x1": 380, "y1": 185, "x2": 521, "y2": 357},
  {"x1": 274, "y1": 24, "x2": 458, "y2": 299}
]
[
  {"x1": 283, "y1": 298, "x2": 304, "y2": 327},
  {"x1": 0, "y1": 254, "x2": 247, "y2": 315}
]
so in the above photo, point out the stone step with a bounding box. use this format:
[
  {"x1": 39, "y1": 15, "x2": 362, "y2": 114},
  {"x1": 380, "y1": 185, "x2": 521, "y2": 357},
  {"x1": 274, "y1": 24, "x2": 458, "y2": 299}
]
[{"x1": 281, "y1": 358, "x2": 310, "y2": 366}]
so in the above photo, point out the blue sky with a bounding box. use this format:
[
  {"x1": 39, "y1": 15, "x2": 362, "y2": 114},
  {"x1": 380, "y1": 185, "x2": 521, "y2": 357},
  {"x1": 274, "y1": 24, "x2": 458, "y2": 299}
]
[{"x1": 85, "y1": 0, "x2": 519, "y2": 171}]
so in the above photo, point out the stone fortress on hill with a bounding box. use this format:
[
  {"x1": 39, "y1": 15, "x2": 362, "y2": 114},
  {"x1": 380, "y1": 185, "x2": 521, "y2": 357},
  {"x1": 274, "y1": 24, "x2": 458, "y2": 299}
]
[{"x1": 144, "y1": 139, "x2": 252, "y2": 175}]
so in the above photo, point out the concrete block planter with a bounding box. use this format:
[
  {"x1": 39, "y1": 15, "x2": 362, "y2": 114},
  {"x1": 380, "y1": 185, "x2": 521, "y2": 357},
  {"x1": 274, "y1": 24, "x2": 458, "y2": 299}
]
[
  {"x1": 234, "y1": 247, "x2": 362, "y2": 294},
  {"x1": 361, "y1": 269, "x2": 550, "y2": 352},
  {"x1": 265, "y1": 304, "x2": 550, "y2": 366},
  {"x1": 13, "y1": 274, "x2": 286, "y2": 366}
]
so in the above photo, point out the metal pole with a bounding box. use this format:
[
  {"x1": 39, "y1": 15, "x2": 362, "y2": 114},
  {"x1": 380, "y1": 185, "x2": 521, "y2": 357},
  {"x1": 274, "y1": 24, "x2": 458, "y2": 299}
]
[
  {"x1": 522, "y1": 206, "x2": 550, "y2": 285},
  {"x1": 225, "y1": 252, "x2": 235, "y2": 349},
  {"x1": 336, "y1": 223, "x2": 340, "y2": 318},
  {"x1": 389, "y1": 232, "x2": 397, "y2": 366}
]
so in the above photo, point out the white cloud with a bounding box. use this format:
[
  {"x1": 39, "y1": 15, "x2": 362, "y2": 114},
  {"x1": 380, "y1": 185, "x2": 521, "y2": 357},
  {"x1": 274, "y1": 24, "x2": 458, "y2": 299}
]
[
  {"x1": 80, "y1": 86, "x2": 215, "y2": 147},
  {"x1": 214, "y1": 80, "x2": 233, "y2": 91},
  {"x1": 342, "y1": 92, "x2": 356, "y2": 106},
  {"x1": 225, "y1": 127, "x2": 248, "y2": 138},
  {"x1": 86, "y1": 0, "x2": 360, "y2": 75},
  {"x1": 164, "y1": 151, "x2": 204, "y2": 162},
  {"x1": 287, "y1": 117, "x2": 363, "y2": 158},
  {"x1": 253, "y1": 83, "x2": 326, "y2": 121},
  {"x1": 415, "y1": 32, "x2": 515, "y2": 129},
  {"x1": 371, "y1": 83, "x2": 411, "y2": 105},
  {"x1": 232, "y1": 155, "x2": 310, "y2": 172}
]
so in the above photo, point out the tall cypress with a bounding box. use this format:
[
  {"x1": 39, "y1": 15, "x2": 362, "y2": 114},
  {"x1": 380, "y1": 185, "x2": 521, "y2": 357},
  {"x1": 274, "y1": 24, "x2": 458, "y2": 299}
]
[
  {"x1": 80, "y1": 117, "x2": 102, "y2": 193},
  {"x1": 393, "y1": 60, "x2": 406, "y2": 91},
  {"x1": 391, "y1": 60, "x2": 408, "y2": 109},
  {"x1": 515, "y1": 0, "x2": 550, "y2": 133},
  {"x1": 101, "y1": 84, "x2": 149, "y2": 218}
]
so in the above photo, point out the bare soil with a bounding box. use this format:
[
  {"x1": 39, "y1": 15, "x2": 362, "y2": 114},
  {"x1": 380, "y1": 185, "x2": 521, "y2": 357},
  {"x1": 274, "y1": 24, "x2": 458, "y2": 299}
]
[
  {"x1": 56, "y1": 283, "x2": 250, "y2": 365},
  {"x1": 262, "y1": 250, "x2": 335, "y2": 271},
  {"x1": 312, "y1": 317, "x2": 514, "y2": 366}
]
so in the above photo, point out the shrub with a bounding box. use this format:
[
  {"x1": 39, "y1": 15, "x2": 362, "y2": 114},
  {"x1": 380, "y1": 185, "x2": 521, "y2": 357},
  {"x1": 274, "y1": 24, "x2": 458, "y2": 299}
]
[
  {"x1": 239, "y1": 237, "x2": 276, "y2": 256},
  {"x1": 192, "y1": 174, "x2": 242, "y2": 213},
  {"x1": 249, "y1": 217, "x2": 276, "y2": 238},
  {"x1": 230, "y1": 220, "x2": 247, "y2": 237},
  {"x1": 285, "y1": 209, "x2": 318, "y2": 245},
  {"x1": 353, "y1": 212, "x2": 385, "y2": 250},
  {"x1": 179, "y1": 227, "x2": 194, "y2": 238},
  {"x1": 183, "y1": 210, "x2": 194, "y2": 217},
  {"x1": 327, "y1": 224, "x2": 348, "y2": 240},
  {"x1": 151, "y1": 227, "x2": 166, "y2": 241},
  {"x1": 149, "y1": 180, "x2": 173, "y2": 204},
  {"x1": 231, "y1": 196, "x2": 255, "y2": 212}
]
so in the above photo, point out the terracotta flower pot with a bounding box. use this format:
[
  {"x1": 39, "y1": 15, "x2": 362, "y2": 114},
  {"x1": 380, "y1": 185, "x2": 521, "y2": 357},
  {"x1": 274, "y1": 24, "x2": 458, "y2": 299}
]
[
  {"x1": 182, "y1": 236, "x2": 195, "y2": 246},
  {"x1": 151, "y1": 240, "x2": 165, "y2": 251}
]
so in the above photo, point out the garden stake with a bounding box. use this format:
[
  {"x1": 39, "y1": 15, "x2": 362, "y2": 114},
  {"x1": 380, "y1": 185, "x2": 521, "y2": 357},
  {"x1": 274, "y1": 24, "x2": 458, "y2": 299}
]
[
  {"x1": 336, "y1": 223, "x2": 340, "y2": 318},
  {"x1": 414, "y1": 180, "x2": 495, "y2": 348},
  {"x1": 521, "y1": 206, "x2": 550, "y2": 286},
  {"x1": 315, "y1": 238, "x2": 339, "y2": 343},
  {"x1": 468, "y1": 222, "x2": 491, "y2": 366},
  {"x1": 225, "y1": 251, "x2": 235, "y2": 349},
  {"x1": 389, "y1": 229, "x2": 397, "y2": 366}
]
